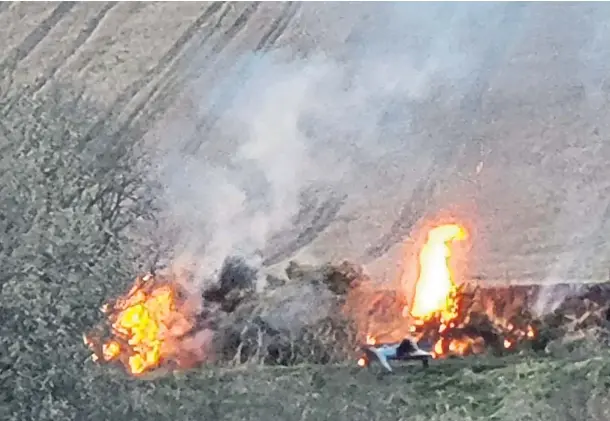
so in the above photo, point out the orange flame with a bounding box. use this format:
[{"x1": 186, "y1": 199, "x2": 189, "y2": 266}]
[
  {"x1": 84, "y1": 273, "x2": 204, "y2": 376},
  {"x1": 355, "y1": 221, "x2": 538, "y2": 365},
  {"x1": 410, "y1": 224, "x2": 466, "y2": 320}
]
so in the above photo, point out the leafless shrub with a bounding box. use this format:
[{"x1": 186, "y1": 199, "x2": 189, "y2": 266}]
[{"x1": 0, "y1": 85, "x2": 157, "y2": 419}]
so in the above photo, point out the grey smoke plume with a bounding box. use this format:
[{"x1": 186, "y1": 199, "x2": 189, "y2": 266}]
[
  {"x1": 144, "y1": 3, "x2": 610, "y2": 313},
  {"x1": 147, "y1": 2, "x2": 504, "y2": 290}
]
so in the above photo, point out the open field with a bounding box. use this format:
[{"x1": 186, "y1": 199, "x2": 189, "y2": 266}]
[
  {"x1": 10, "y1": 352, "x2": 610, "y2": 421},
  {"x1": 2, "y1": 2, "x2": 610, "y2": 280},
  {"x1": 2, "y1": 2, "x2": 610, "y2": 421}
]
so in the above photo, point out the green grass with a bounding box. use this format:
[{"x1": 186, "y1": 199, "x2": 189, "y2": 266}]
[{"x1": 11, "y1": 351, "x2": 603, "y2": 421}]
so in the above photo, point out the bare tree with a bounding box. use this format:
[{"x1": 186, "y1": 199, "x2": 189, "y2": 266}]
[{"x1": 0, "y1": 85, "x2": 157, "y2": 420}]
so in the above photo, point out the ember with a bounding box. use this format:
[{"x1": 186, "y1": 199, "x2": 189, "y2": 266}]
[
  {"x1": 84, "y1": 273, "x2": 210, "y2": 376},
  {"x1": 408, "y1": 282, "x2": 538, "y2": 358},
  {"x1": 407, "y1": 224, "x2": 537, "y2": 358},
  {"x1": 358, "y1": 222, "x2": 538, "y2": 363}
]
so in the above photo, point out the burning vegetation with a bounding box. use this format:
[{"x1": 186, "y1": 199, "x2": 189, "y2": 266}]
[
  {"x1": 84, "y1": 273, "x2": 212, "y2": 376},
  {"x1": 405, "y1": 223, "x2": 536, "y2": 357},
  {"x1": 357, "y1": 223, "x2": 538, "y2": 360},
  {"x1": 85, "y1": 221, "x2": 610, "y2": 377}
]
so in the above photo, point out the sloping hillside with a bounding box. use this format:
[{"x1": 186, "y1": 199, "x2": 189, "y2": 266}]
[
  {"x1": 3, "y1": 2, "x2": 610, "y2": 282},
  {"x1": 3, "y1": 3, "x2": 610, "y2": 421}
]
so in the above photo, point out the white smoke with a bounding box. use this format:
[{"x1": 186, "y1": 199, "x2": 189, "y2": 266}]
[
  {"x1": 142, "y1": 3, "x2": 610, "y2": 305},
  {"x1": 146, "y1": 2, "x2": 494, "y2": 291}
]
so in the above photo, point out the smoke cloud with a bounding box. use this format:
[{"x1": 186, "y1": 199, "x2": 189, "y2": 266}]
[
  {"x1": 146, "y1": 3, "x2": 503, "y2": 289},
  {"x1": 141, "y1": 3, "x2": 610, "y2": 319}
]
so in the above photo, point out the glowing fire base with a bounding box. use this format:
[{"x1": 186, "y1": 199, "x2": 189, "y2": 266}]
[{"x1": 83, "y1": 221, "x2": 610, "y2": 377}]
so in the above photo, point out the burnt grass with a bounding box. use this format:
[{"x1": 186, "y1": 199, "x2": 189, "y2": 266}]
[{"x1": 2, "y1": 83, "x2": 610, "y2": 421}]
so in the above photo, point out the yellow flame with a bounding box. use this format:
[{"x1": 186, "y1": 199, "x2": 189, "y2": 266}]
[
  {"x1": 84, "y1": 275, "x2": 198, "y2": 376},
  {"x1": 102, "y1": 341, "x2": 121, "y2": 361},
  {"x1": 410, "y1": 224, "x2": 466, "y2": 319}
]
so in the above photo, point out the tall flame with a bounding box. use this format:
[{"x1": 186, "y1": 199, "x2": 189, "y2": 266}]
[
  {"x1": 410, "y1": 224, "x2": 466, "y2": 320},
  {"x1": 357, "y1": 222, "x2": 538, "y2": 365}
]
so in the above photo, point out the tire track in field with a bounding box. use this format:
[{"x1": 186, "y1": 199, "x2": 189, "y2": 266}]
[
  {"x1": 262, "y1": 194, "x2": 347, "y2": 267},
  {"x1": 70, "y1": 2, "x2": 150, "y2": 76},
  {"x1": 137, "y1": 2, "x2": 262, "y2": 126},
  {"x1": 144, "y1": 2, "x2": 338, "y2": 265},
  {"x1": 250, "y1": 3, "x2": 348, "y2": 266},
  {"x1": 112, "y1": 1, "x2": 300, "y2": 144},
  {"x1": 1, "y1": 2, "x2": 118, "y2": 117},
  {"x1": 146, "y1": 1, "x2": 340, "y2": 267},
  {"x1": 140, "y1": 1, "x2": 268, "y2": 126},
  {"x1": 131, "y1": 2, "x2": 270, "y2": 134},
  {"x1": 254, "y1": 1, "x2": 300, "y2": 50},
  {"x1": 363, "y1": 179, "x2": 440, "y2": 261},
  {"x1": 113, "y1": 2, "x2": 259, "y2": 140},
  {"x1": 78, "y1": 2, "x2": 227, "y2": 147},
  {"x1": 0, "y1": 2, "x2": 76, "y2": 92},
  {"x1": 97, "y1": 2, "x2": 327, "y2": 267},
  {"x1": 364, "y1": 3, "x2": 528, "y2": 261},
  {"x1": 168, "y1": 1, "x2": 345, "y2": 266},
  {"x1": 28, "y1": 2, "x2": 118, "y2": 98},
  {"x1": 182, "y1": 1, "x2": 301, "y2": 155}
]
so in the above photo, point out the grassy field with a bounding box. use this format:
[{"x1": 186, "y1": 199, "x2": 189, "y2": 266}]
[
  {"x1": 6, "y1": 351, "x2": 610, "y2": 421},
  {"x1": 3, "y1": 3, "x2": 610, "y2": 421}
]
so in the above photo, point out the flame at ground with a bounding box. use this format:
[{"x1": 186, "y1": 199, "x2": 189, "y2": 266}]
[
  {"x1": 357, "y1": 222, "x2": 537, "y2": 364},
  {"x1": 84, "y1": 273, "x2": 208, "y2": 376},
  {"x1": 410, "y1": 224, "x2": 465, "y2": 320},
  {"x1": 409, "y1": 224, "x2": 536, "y2": 357},
  {"x1": 408, "y1": 223, "x2": 535, "y2": 358},
  {"x1": 407, "y1": 223, "x2": 470, "y2": 357}
]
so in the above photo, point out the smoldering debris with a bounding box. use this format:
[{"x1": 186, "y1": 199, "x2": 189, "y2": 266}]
[
  {"x1": 208, "y1": 259, "x2": 610, "y2": 367},
  {"x1": 208, "y1": 259, "x2": 363, "y2": 366},
  {"x1": 86, "y1": 256, "x2": 610, "y2": 377}
]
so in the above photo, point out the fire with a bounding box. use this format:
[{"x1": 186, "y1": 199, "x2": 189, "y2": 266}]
[
  {"x1": 410, "y1": 224, "x2": 465, "y2": 320},
  {"x1": 84, "y1": 273, "x2": 208, "y2": 376},
  {"x1": 357, "y1": 334, "x2": 377, "y2": 366},
  {"x1": 356, "y1": 221, "x2": 538, "y2": 365},
  {"x1": 403, "y1": 223, "x2": 536, "y2": 358},
  {"x1": 406, "y1": 223, "x2": 470, "y2": 358}
]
